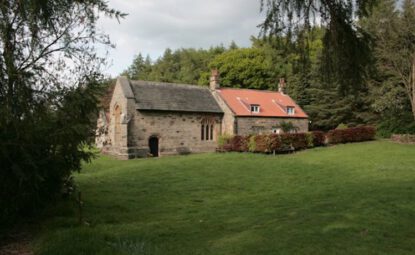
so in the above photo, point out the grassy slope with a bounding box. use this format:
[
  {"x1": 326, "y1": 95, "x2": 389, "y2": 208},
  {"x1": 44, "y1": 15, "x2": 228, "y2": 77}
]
[{"x1": 34, "y1": 141, "x2": 415, "y2": 255}]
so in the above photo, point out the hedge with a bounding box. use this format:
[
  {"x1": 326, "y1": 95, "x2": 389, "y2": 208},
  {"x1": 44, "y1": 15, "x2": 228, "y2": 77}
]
[
  {"x1": 223, "y1": 135, "x2": 249, "y2": 152},
  {"x1": 326, "y1": 126, "x2": 376, "y2": 144},
  {"x1": 253, "y1": 134, "x2": 269, "y2": 152},
  {"x1": 218, "y1": 126, "x2": 376, "y2": 154},
  {"x1": 311, "y1": 131, "x2": 325, "y2": 147},
  {"x1": 279, "y1": 133, "x2": 309, "y2": 151}
]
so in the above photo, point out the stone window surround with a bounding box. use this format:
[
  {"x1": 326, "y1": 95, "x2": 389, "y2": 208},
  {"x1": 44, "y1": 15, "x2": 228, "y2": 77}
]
[{"x1": 201, "y1": 117, "x2": 215, "y2": 141}]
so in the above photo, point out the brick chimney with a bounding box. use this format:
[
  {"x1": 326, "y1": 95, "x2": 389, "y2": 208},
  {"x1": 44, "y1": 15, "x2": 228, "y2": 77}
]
[
  {"x1": 210, "y1": 69, "x2": 220, "y2": 91},
  {"x1": 278, "y1": 78, "x2": 286, "y2": 94}
]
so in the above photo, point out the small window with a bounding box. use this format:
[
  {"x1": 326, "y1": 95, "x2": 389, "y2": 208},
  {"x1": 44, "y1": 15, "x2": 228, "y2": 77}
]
[
  {"x1": 210, "y1": 124, "x2": 213, "y2": 140},
  {"x1": 250, "y1": 104, "x2": 260, "y2": 113},
  {"x1": 272, "y1": 128, "x2": 282, "y2": 134},
  {"x1": 201, "y1": 124, "x2": 204, "y2": 140},
  {"x1": 287, "y1": 106, "x2": 295, "y2": 115}
]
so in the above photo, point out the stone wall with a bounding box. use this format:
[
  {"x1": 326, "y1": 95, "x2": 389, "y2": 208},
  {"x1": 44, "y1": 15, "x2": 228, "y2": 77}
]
[
  {"x1": 236, "y1": 117, "x2": 309, "y2": 136},
  {"x1": 212, "y1": 91, "x2": 235, "y2": 135},
  {"x1": 126, "y1": 110, "x2": 223, "y2": 158},
  {"x1": 105, "y1": 77, "x2": 136, "y2": 159}
]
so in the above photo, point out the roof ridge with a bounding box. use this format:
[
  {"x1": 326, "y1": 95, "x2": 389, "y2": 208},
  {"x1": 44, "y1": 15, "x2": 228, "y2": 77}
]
[
  {"x1": 218, "y1": 87, "x2": 285, "y2": 94},
  {"x1": 131, "y1": 80, "x2": 208, "y2": 90}
]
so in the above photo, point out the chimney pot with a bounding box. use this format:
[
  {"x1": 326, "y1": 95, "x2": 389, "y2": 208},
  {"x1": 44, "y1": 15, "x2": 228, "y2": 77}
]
[
  {"x1": 210, "y1": 69, "x2": 220, "y2": 90},
  {"x1": 278, "y1": 78, "x2": 286, "y2": 94}
]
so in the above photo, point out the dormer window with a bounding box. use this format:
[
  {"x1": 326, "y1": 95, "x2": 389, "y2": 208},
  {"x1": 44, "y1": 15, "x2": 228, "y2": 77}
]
[
  {"x1": 250, "y1": 104, "x2": 260, "y2": 113},
  {"x1": 287, "y1": 106, "x2": 295, "y2": 115}
]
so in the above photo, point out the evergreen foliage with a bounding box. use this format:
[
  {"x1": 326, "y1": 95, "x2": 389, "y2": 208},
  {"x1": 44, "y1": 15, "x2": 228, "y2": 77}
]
[
  {"x1": 0, "y1": 0, "x2": 123, "y2": 223},
  {"x1": 259, "y1": 0, "x2": 376, "y2": 92}
]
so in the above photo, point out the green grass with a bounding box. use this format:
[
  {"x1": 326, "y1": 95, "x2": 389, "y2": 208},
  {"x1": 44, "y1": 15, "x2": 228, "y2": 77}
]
[{"x1": 33, "y1": 141, "x2": 415, "y2": 255}]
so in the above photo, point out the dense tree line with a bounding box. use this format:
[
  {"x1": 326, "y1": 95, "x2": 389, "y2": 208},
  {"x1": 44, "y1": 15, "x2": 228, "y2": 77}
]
[{"x1": 124, "y1": 0, "x2": 415, "y2": 135}]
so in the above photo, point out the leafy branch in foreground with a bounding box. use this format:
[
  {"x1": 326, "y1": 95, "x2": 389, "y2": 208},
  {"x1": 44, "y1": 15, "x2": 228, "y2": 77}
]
[
  {"x1": 259, "y1": 0, "x2": 376, "y2": 93},
  {"x1": 0, "y1": 0, "x2": 125, "y2": 223}
]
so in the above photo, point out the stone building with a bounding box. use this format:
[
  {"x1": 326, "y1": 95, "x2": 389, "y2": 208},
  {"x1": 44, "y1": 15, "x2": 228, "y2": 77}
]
[
  {"x1": 97, "y1": 71, "x2": 308, "y2": 159},
  {"x1": 210, "y1": 73, "x2": 308, "y2": 136}
]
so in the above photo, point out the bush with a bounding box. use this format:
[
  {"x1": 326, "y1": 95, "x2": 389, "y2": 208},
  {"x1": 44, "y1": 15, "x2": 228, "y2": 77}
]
[
  {"x1": 268, "y1": 134, "x2": 281, "y2": 152},
  {"x1": 279, "y1": 133, "x2": 309, "y2": 151},
  {"x1": 336, "y1": 123, "x2": 348, "y2": 129},
  {"x1": 219, "y1": 127, "x2": 376, "y2": 155},
  {"x1": 376, "y1": 113, "x2": 415, "y2": 138},
  {"x1": 311, "y1": 131, "x2": 326, "y2": 146},
  {"x1": 224, "y1": 135, "x2": 250, "y2": 152},
  {"x1": 218, "y1": 134, "x2": 233, "y2": 149},
  {"x1": 391, "y1": 134, "x2": 415, "y2": 144},
  {"x1": 327, "y1": 126, "x2": 376, "y2": 144},
  {"x1": 248, "y1": 135, "x2": 256, "y2": 152},
  {"x1": 253, "y1": 135, "x2": 269, "y2": 152},
  {"x1": 305, "y1": 133, "x2": 314, "y2": 148}
]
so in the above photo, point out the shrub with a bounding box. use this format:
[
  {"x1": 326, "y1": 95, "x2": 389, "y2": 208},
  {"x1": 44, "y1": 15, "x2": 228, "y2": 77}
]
[
  {"x1": 268, "y1": 134, "x2": 281, "y2": 152},
  {"x1": 305, "y1": 133, "x2": 314, "y2": 148},
  {"x1": 228, "y1": 135, "x2": 246, "y2": 152},
  {"x1": 336, "y1": 123, "x2": 348, "y2": 129},
  {"x1": 391, "y1": 134, "x2": 415, "y2": 144},
  {"x1": 248, "y1": 135, "x2": 256, "y2": 152},
  {"x1": 254, "y1": 135, "x2": 269, "y2": 152},
  {"x1": 376, "y1": 113, "x2": 415, "y2": 138},
  {"x1": 279, "y1": 133, "x2": 309, "y2": 151},
  {"x1": 276, "y1": 121, "x2": 299, "y2": 133},
  {"x1": 327, "y1": 126, "x2": 376, "y2": 144},
  {"x1": 218, "y1": 134, "x2": 233, "y2": 149},
  {"x1": 311, "y1": 131, "x2": 326, "y2": 146}
]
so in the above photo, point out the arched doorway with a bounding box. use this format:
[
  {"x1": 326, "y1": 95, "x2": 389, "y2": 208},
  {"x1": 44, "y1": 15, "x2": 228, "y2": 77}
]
[{"x1": 148, "y1": 136, "x2": 159, "y2": 157}]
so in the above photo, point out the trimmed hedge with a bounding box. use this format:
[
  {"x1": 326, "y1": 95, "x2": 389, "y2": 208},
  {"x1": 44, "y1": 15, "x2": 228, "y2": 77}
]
[
  {"x1": 253, "y1": 134, "x2": 269, "y2": 152},
  {"x1": 311, "y1": 131, "x2": 325, "y2": 147},
  {"x1": 223, "y1": 135, "x2": 249, "y2": 152},
  {"x1": 219, "y1": 126, "x2": 376, "y2": 154},
  {"x1": 326, "y1": 126, "x2": 376, "y2": 144},
  {"x1": 279, "y1": 133, "x2": 309, "y2": 151}
]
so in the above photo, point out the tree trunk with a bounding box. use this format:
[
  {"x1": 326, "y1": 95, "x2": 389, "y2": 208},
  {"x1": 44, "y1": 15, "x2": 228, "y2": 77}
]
[{"x1": 412, "y1": 54, "x2": 415, "y2": 121}]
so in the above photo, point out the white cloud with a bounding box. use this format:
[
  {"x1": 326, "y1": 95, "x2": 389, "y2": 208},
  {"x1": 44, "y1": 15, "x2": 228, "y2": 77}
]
[{"x1": 97, "y1": 0, "x2": 265, "y2": 76}]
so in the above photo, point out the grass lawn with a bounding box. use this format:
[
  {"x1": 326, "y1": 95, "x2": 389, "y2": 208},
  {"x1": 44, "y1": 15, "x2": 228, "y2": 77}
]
[{"x1": 33, "y1": 141, "x2": 415, "y2": 255}]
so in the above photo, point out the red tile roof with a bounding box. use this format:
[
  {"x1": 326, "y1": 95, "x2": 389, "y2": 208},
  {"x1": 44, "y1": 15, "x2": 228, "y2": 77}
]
[{"x1": 217, "y1": 88, "x2": 308, "y2": 118}]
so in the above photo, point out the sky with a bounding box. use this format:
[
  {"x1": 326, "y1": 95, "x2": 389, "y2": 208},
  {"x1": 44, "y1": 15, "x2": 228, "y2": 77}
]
[{"x1": 97, "y1": 0, "x2": 266, "y2": 77}]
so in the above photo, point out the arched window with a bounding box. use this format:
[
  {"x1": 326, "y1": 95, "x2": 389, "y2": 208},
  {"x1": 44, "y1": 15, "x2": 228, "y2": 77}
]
[
  {"x1": 201, "y1": 118, "x2": 215, "y2": 141},
  {"x1": 205, "y1": 124, "x2": 209, "y2": 140}
]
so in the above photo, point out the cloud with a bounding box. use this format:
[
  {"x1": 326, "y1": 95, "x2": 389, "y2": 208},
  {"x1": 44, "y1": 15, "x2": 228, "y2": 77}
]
[{"x1": 97, "y1": 0, "x2": 265, "y2": 76}]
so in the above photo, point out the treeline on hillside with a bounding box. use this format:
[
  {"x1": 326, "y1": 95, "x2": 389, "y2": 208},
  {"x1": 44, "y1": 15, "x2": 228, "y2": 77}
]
[{"x1": 122, "y1": 0, "x2": 415, "y2": 136}]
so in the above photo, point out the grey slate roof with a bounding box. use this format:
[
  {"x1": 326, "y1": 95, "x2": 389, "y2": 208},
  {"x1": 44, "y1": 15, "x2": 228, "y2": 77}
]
[{"x1": 129, "y1": 80, "x2": 223, "y2": 113}]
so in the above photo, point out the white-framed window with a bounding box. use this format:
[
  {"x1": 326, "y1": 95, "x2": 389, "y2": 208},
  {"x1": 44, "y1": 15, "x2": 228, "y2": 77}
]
[
  {"x1": 287, "y1": 106, "x2": 295, "y2": 115},
  {"x1": 272, "y1": 128, "x2": 282, "y2": 134},
  {"x1": 250, "y1": 104, "x2": 260, "y2": 113}
]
